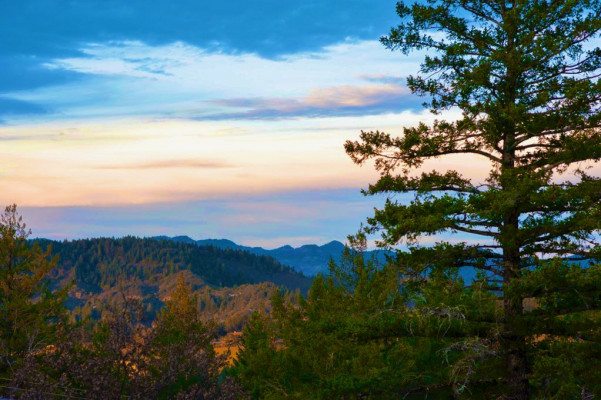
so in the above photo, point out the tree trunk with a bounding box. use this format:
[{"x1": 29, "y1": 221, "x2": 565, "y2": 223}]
[
  {"x1": 503, "y1": 213, "x2": 530, "y2": 399},
  {"x1": 501, "y1": 132, "x2": 530, "y2": 398},
  {"x1": 504, "y1": 291, "x2": 529, "y2": 399}
]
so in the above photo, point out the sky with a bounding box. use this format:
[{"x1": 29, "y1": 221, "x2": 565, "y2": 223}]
[{"x1": 0, "y1": 0, "x2": 487, "y2": 247}]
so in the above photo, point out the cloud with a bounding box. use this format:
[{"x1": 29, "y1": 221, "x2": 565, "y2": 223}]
[
  {"x1": 94, "y1": 159, "x2": 232, "y2": 170},
  {"x1": 5, "y1": 40, "x2": 423, "y2": 123},
  {"x1": 0, "y1": 110, "x2": 463, "y2": 208},
  {"x1": 1, "y1": 1, "x2": 398, "y2": 60},
  {"x1": 208, "y1": 83, "x2": 419, "y2": 120},
  {"x1": 1, "y1": 0, "x2": 399, "y2": 95},
  {"x1": 305, "y1": 84, "x2": 408, "y2": 108},
  {"x1": 359, "y1": 74, "x2": 405, "y2": 84}
]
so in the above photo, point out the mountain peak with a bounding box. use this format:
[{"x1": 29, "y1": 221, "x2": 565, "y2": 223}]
[
  {"x1": 171, "y1": 235, "x2": 196, "y2": 244},
  {"x1": 321, "y1": 240, "x2": 345, "y2": 250},
  {"x1": 196, "y1": 239, "x2": 240, "y2": 250}
]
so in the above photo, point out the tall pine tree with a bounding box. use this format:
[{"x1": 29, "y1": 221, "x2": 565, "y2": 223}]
[{"x1": 344, "y1": 0, "x2": 601, "y2": 398}]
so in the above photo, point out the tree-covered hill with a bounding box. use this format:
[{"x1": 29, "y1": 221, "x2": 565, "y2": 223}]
[
  {"x1": 37, "y1": 236, "x2": 310, "y2": 292},
  {"x1": 31, "y1": 237, "x2": 309, "y2": 330}
]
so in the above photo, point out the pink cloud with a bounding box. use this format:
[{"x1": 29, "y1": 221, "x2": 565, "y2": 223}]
[
  {"x1": 210, "y1": 83, "x2": 417, "y2": 120},
  {"x1": 304, "y1": 84, "x2": 409, "y2": 108}
]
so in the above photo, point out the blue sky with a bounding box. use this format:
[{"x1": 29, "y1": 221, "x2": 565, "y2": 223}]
[{"x1": 1, "y1": 0, "x2": 486, "y2": 247}]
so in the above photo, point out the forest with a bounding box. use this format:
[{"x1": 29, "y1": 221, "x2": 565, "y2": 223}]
[
  {"x1": 38, "y1": 236, "x2": 307, "y2": 331},
  {"x1": 3, "y1": 0, "x2": 601, "y2": 399}
]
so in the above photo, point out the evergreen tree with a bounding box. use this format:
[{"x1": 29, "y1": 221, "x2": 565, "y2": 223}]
[
  {"x1": 144, "y1": 274, "x2": 244, "y2": 399},
  {"x1": 0, "y1": 204, "x2": 67, "y2": 380},
  {"x1": 235, "y1": 250, "x2": 451, "y2": 399},
  {"x1": 342, "y1": 0, "x2": 601, "y2": 398}
]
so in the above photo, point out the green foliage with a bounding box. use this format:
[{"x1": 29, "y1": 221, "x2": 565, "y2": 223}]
[
  {"x1": 239, "y1": 1, "x2": 601, "y2": 398},
  {"x1": 342, "y1": 0, "x2": 601, "y2": 398},
  {"x1": 236, "y1": 249, "x2": 459, "y2": 399},
  {"x1": 0, "y1": 204, "x2": 68, "y2": 379}
]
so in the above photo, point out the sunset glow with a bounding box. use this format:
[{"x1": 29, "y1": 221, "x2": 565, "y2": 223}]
[{"x1": 0, "y1": 1, "x2": 551, "y2": 246}]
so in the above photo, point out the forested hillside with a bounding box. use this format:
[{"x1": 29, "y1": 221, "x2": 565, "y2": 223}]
[
  {"x1": 33, "y1": 237, "x2": 309, "y2": 330},
  {"x1": 38, "y1": 237, "x2": 309, "y2": 290}
]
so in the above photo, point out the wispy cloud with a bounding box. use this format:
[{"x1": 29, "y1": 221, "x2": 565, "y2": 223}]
[
  {"x1": 0, "y1": 0, "x2": 400, "y2": 97},
  {"x1": 358, "y1": 74, "x2": 405, "y2": 84},
  {"x1": 208, "y1": 83, "x2": 417, "y2": 120},
  {"x1": 305, "y1": 84, "x2": 408, "y2": 108},
  {"x1": 0, "y1": 110, "x2": 469, "y2": 207},
  {"x1": 94, "y1": 159, "x2": 232, "y2": 170},
  {"x1": 4, "y1": 40, "x2": 423, "y2": 123},
  {"x1": 1, "y1": 32, "x2": 436, "y2": 212}
]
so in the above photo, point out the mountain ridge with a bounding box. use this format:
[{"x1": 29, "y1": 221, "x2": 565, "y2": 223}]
[{"x1": 151, "y1": 236, "x2": 355, "y2": 275}]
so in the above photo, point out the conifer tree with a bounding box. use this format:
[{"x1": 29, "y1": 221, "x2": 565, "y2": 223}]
[
  {"x1": 343, "y1": 0, "x2": 601, "y2": 398},
  {"x1": 146, "y1": 273, "x2": 244, "y2": 399},
  {"x1": 0, "y1": 204, "x2": 67, "y2": 379}
]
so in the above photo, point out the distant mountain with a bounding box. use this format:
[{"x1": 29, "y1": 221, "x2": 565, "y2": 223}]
[{"x1": 153, "y1": 236, "x2": 387, "y2": 276}]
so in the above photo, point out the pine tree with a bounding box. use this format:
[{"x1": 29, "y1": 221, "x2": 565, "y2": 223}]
[
  {"x1": 146, "y1": 273, "x2": 244, "y2": 399},
  {"x1": 343, "y1": 1, "x2": 601, "y2": 398},
  {"x1": 0, "y1": 204, "x2": 67, "y2": 380}
]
